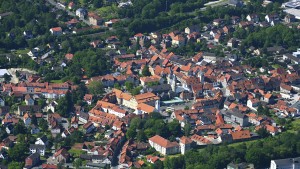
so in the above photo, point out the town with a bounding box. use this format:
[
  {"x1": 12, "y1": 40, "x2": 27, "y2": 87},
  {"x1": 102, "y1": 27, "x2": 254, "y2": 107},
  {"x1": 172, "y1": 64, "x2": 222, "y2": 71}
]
[{"x1": 1, "y1": 0, "x2": 300, "y2": 169}]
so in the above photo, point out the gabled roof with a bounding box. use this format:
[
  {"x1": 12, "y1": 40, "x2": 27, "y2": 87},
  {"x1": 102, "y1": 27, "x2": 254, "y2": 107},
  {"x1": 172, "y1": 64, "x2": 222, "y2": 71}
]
[{"x1": 149, "y1": 135, "x2": 179, "y2": 148}]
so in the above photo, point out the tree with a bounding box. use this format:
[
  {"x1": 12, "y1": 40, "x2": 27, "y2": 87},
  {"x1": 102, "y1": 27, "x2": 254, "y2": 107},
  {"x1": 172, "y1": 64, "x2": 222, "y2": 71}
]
[
  {"x1": 13, "y1": 122, "x2": 27, "y2": 135},
  {"x1": 88, "y1": 81, "x2": 104, "y2": 95},
  {"x1": 39, "y1": 118, "x2": 48, "y2": 132},
  {"x1": 114, "y1": 83, "x2": 121, "y2": 90},
  {"x1": 8, "y1": 162, "x2": 23, "y2": 169},
  {"x1": 184, "y1": 106, "x2": 189, "y2": 110},
  {"x1": 8, "y1": 143, "x2": 28, "y2": 161},
  {"x1": 125, "y1": 81, "x2": 134, "y2": 91},
  {"x1": 131, "y1": 86, "x2": 142, "y2": 95},
  {"x1": 37, "y1": 98, "x2": 46, "y2": 108},
  {"x1": 73, "y1": 158, "x2": 83, "y2": 169},
  {"x1": 31, "y1": 114, "x2": 37, "y2": 125},
  {"x1": 56, "y1": 91, "x2": 73, "y2": 117},
  {"x1": 257, "y1": 104, "x2": 264, "y2": 115},
  {"x1": 126, "y1": 128, "x2": 137, "y2": 139},
  {"x1": 167, "y1": 120, "x2": 181, "y2": 137},
  {"x1": 142, "y1": 65, "x2": 151, "y2": 76},
  {"x1": 184, "y1": 123, "x2": 192, "y2": 136},
  {"x1": 137, "y1": 130, "x2": 147, "y2": 142},
  {"x1": 257, "y1": 127, "x2": 270, "y2": 138},
  {"x1": 3, "y1": 73, "x2": 11, "y2": 82}
]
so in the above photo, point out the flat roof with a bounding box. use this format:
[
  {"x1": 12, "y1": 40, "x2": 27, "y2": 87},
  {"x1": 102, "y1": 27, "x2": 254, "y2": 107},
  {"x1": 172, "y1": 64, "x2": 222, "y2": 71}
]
[
  {"x1": 284, "y1": 8, "x2": 300, "y2": 19},
  {"x1": 162, "y1": 97, "x2": 184, "y2": 104},
  {"x1": 0, "y1": 69, "x2": 10, "y2": 76}
]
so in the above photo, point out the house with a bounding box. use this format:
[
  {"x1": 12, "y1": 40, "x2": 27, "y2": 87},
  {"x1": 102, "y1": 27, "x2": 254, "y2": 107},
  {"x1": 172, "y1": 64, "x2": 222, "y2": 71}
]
[
  {"x1": 25, "y1": 94, "x2": 34, "y2": 105},
  {"x1": 84, "y1": 94, "x2": 93, "y2": 105},
  {"x1": 270, "y1": 157, "x2": 300, "y2": 169},
  {"x1": 148, "y1": 135, "x2": 180, "y2": 155},
  {"x1": 228, "y1": 0, "x2": 244, "y2": 7},
  {"x1": 23, "y1": 30, "x2": 33, "y2": 39},
  {"x1": 265, "y1": 14, "x2": 279, "y2": 23},
  {"x1": 0, "y1": 97, "x2": 5, "y2": 106},
  {"x1": 76, "y1": 8, "x2": 87, "y2": 18},
  {"x1": 190, "y1": 134, "x2": 212, "y2": 145},
  {"x1": 52, "y1": 148, "x2": 70, "y2": 164},
  {"x1": 30, "y1": 124, "x2": 40, "y2": 134},
  {"x1": 263, "y1": 93, "x2": 275, "y2": 104},
  {"x1": 112, "y1": 120, "x2": 125, "y2": 130},
  {"x1": 227, "y1": 38, "x2": 238, "y2": 48},
  {"x1": 172, "y1": 35, "x2": 186, "y2": 47},
  {"x1": 17, "y1": 105, "x2": 41, "y2": 116},
  {"x1": 213, "y1": 19, "x2": 224, "y2": 26},
  {"x1": 247, "y1": 98, "x2": 260, "y2": 111},
  {"x1": 0, "y1": 106, "x2": 10, "y2": 116},
  {"x1": 285, "y1": 14, "x2": 296, "y2": 23},
  {"x1": 83, "y1": 121, "x2": 95, "y2": 134},
  {"x1": 46, "y1": 101, "x2": 58, "y2": 113},
  {"x1": 227, "y1": 162, "x2": 254, "y2": 169},
  {"x1": 280, "y1": 83, "x2": 293, "y2": 94},
  {"x1": 5, "y1": 124, "x2": 14, "y2": 134},
  {"x1": 246, "y1": 14, "x2": 259, "y2": 23},
  {"x1": 179, "y1": 136, "x2": 193, "y2": 155},
  {"x1": 231, "y1": 16, "x2": 240, "y2": 25},
  {"x1": 49, "y1": 27, "x2": 62, "y2": 36},
  {"x1": 140, "y1": 75, "x2": 163, "y2": 86},
  {"x1": 30, "y1": 144, "x2": 45, "y2": 156},
  {"x1": 35, "y1": 135, "x2": 48, "y2": 146},
  {"x1": 0, "y1": 150, "x2": 8, "y2": 159},
  {"x1": 221, "y1": 109, "x2": 249, "y2": 127},
  {"x1": 23, "y1": 113, "x2": 32, "y2": 126},
  {"x1": 42, "y1": 164, "x2": 58, "y2": 169},
  {"x1": 231, "y1": 130, "x2": 251, "y2": 142},
  {"x1": 283, "y1": 53, "x2": 300, "y2": 64},
  {"x1": 68, "y1": 2, "x2": 75, "y2": 9},
  {"x1": 185, "y1": 25, "x2": 200, "y2": 34},
  {"x1": 24, "y1": 153, "x2": 40, "y2": 169},
  {"x1": 114, "y1": 89, "x2": 160, "y2": 110},
  {"x1": 88, "y1": 12, "x2": 103, "y2": 26}
]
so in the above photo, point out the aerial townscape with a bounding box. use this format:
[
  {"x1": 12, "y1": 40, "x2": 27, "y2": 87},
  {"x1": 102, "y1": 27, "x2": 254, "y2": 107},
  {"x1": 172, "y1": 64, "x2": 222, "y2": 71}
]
[{"x1": 1, "y1": 0, "x2": 300, "y2": 169}]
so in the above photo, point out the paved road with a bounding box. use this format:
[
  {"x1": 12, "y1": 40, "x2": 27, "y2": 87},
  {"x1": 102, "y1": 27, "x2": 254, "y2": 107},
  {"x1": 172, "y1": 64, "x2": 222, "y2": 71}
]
[{"x1": 46, "y1": 0, "x2": 91, "y2": 25}]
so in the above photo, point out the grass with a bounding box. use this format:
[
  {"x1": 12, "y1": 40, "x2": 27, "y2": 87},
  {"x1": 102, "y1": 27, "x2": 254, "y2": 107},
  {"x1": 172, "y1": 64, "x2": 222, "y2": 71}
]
[
  {"x1": 50, "y1": 79, "x2": 63, "y2": 83},
  {"x1": 272, "y1": 64, "x2": 282, "y2": 69},
  {"x1": 68, "y1": 149, "x2": 86, "y2": 158},
  {"x1": 14, "y1": 49, "x2": 29, "y2": 55}
]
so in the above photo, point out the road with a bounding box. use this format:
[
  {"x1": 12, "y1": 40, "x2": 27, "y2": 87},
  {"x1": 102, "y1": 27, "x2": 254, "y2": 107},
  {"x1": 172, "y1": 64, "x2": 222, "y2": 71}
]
[{"x1": 46, "y1": 0, "x2": 91, "y2": 25}]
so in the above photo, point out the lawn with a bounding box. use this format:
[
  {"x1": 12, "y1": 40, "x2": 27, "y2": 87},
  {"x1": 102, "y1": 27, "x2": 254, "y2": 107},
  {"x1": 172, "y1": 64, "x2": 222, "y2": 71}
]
[
  {"x1": 50, "y1": 79, "x2": 64, "y2": 83},
  {"x1": 272, "y1": 64, "x2": 282, "y2": 69},
  {"x1": 68, "y1": 149, "x2": 86, "y2": 158}
]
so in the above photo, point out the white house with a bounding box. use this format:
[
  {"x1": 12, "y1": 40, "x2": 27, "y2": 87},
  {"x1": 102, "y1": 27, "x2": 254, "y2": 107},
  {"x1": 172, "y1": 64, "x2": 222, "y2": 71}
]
[
  {"x1": 179, "y1": 136, "x2": 193, "y2": 155},
  {"x1": 148, "y1": 135, "x2": 180, "y2": 155},
  {"x1": 29, "y1": 144, "x2": 45, "y2": 156},
  {"x1": 35, "y1": 136, "x2": 48, "y2": 146},
  {"x1": 270, "y1": 157, "x2": 300, "y2": 169}
]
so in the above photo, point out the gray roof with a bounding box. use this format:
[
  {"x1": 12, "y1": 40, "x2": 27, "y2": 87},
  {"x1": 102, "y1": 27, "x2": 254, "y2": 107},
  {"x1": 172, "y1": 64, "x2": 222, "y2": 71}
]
[
  {"x1": 221, "y1": 109, "x2": 245, "y2": 119},
  {"x1": 30, "y1": 144, "x2": 45, "y2": 150},
  {"x1": 272, "y1": 157, "x2": 300, "y2": 166}
]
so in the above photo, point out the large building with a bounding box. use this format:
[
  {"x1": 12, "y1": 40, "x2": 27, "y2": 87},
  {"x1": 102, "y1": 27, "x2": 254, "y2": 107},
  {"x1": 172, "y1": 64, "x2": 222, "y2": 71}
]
[
  {"x1": 270, "y1": 157, "x2": 300, "y2": 169},
  {"x1": 114, "y1": 89, "x2": 160, "y2": 112},
  {"x1": 148, "y1": 135, "x2": 180, "y2": 155}
]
